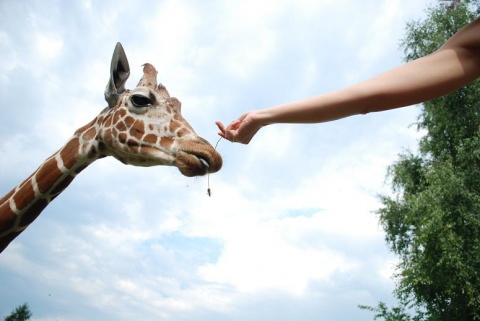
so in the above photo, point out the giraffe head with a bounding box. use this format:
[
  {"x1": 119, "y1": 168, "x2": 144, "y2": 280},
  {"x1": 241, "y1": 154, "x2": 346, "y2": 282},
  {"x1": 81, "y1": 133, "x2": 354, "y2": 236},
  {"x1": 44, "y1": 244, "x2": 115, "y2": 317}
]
[{"x1": 84, "y1": 43, "x2": 222, "y2": 177}]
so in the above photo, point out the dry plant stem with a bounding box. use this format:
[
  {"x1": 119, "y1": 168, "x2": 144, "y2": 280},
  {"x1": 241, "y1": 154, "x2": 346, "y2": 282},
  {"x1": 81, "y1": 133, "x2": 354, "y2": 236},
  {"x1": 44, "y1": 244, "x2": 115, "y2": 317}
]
[{"x1": 207, "y1": 137, "x2": 223, "y2": 197}]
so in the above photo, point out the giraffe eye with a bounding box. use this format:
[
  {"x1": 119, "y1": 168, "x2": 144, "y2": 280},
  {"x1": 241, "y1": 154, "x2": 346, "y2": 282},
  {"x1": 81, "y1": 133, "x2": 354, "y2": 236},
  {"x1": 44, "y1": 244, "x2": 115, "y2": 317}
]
[{"x1": 131, "y1": 94, "x2": 153, "y2": 108}]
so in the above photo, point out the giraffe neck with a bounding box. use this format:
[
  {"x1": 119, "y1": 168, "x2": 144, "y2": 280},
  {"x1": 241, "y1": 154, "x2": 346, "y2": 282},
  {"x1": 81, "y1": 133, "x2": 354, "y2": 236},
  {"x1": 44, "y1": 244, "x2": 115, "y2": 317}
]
[{"x1": 0, "y1": 129, "x2": 100, "y2": 252}]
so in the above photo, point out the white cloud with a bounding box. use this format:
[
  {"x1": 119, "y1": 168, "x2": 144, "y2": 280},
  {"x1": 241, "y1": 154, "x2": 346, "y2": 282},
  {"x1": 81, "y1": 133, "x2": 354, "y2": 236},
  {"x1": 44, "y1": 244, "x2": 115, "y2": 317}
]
[
  {"x1": 141, "y1": 0, "x2": 198, "y2": 64},
  {"x1": 35, "y1": 33, "x2": 63, "y2": 60},
  {"x1": 0, "y1": 31, "x2": 17, "y2": 84},
  {"x1": 196, "y1": 215, "x2": 355, "y2": 295}
]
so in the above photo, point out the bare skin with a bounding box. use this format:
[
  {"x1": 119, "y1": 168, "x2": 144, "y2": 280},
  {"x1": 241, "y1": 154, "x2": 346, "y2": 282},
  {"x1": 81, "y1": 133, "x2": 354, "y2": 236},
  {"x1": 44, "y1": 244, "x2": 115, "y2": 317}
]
[{"x1": 216, "y1": 18, "x2": 480, "y2": 144}]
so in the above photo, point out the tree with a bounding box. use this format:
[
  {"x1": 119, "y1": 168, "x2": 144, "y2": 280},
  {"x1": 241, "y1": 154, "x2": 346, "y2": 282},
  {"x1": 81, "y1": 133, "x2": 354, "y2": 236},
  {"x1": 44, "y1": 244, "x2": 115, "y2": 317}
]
[
  {"x1": 361, "y1": 1, "x2": 480, "y2": 320},
  {"x1": 4, "y1": 304, "x2": 32, "y2": 321}
]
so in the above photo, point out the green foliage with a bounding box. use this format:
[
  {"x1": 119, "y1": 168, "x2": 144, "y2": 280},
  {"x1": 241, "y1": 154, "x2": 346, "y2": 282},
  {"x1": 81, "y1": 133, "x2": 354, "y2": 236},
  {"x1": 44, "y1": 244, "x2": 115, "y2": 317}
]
[
  {"x1": 362, "y1": 1, "x2": 480, "y2": 321},
  {"x1": 358, "y1": 302, "x2": 413, "y2": 321},
  {"x1": 4, "y1": 304, "x2": 32, "y2": 321}
]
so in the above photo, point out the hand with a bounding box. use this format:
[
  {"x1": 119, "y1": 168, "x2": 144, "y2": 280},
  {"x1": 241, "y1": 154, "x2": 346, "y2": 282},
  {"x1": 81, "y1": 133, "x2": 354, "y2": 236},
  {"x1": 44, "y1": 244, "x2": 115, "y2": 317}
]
[{"x1": 215, "y1": 112, "x2": 263, "y2": 144}]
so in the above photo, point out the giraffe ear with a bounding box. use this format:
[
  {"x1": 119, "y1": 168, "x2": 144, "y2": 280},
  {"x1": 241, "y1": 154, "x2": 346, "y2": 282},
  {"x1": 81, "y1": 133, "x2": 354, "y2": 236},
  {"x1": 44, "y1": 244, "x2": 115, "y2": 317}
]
[{"x1": 105, "y1": 42, "x2": 130, "y2": 108}]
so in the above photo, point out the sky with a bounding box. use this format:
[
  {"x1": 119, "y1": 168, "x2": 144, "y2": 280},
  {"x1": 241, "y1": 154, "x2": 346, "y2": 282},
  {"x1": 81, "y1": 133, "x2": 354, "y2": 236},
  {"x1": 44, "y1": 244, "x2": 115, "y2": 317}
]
[{"x1": 0, "y1": 0, "x2": 442, "y2": 320}]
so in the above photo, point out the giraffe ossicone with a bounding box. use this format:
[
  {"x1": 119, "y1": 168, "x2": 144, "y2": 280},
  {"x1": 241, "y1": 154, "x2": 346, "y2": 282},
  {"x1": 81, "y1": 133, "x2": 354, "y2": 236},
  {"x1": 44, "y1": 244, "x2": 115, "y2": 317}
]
[{"x1": 0, "y1": 42, "x2": 222, "y2": 253}]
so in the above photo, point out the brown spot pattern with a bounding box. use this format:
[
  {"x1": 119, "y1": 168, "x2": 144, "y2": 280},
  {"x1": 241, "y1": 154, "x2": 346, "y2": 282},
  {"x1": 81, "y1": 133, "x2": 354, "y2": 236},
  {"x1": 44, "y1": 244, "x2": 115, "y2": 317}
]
[
  {"x1": 0, "y1": 190, "x2": 15, "y2": 206},
  {"x1": 125, "y1": 116, "x2": 135, "y2": 127},
  {"x1": 19, "y1": 199, "x2": 48, "y2": 226},
  {"x1": 169, "y1": 121, "x2": 180, "y2": 133},
  {"x1": 60, "y1": 139, "x2": 80, "y2": 169},
  {"x1": 36, "y1": 158, "x2": 64, "y2": 194},
  {"x1": 131, "y1": 120, "x2": 145, "y2": 140},
  {"x1": 75, "y1": 119, "x2": 97, "y2": 135},
  {"x1": 82, "y1": 127, "x2": 97, "y2": 141},
  {"x1": 160, "y1": 137, "x2": 174, "y2": 149},
  {"x1": 12, "y1": 180, "x2": 35, "y2": 211},
  {"x1": 0, "y1": 202, "x2": 17, "y2": 231},
  {"x1": 144, "y1": 134, "x2": 158, "y2": 144},
  {"x1": 116, "y1": 120, "x2": 127, "y2": 132},
  {"x1": 51, "y1": 175, "x2": 75, "y2": 198},
  {"x1": 118, "y1": 133, "x2": 127, "y2": 143}
]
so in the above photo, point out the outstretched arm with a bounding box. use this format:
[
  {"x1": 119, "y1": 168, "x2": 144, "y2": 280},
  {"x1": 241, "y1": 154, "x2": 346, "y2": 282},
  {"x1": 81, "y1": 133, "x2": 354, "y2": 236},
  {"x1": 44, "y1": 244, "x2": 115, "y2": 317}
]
[{"x1": 216, "y1": 18, "x2": 480, "y2": 144}]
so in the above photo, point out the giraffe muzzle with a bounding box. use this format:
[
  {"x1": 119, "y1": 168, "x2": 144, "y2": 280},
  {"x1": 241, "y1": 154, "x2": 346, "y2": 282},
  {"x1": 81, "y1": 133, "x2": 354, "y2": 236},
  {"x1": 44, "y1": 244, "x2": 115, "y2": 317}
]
[{"x1": 175, "y1": 144, "x2": 222, "y2": 177}]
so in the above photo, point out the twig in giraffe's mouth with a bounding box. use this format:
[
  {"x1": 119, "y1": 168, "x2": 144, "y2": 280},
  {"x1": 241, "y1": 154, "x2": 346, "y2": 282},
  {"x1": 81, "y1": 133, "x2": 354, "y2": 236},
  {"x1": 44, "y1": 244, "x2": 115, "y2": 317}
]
[
  {"x1": 207, "y1": 137, "x2": 223, "y2": 197},
  {"x1": 199, "y1": 158, "x2": 209, "y2": 169}
]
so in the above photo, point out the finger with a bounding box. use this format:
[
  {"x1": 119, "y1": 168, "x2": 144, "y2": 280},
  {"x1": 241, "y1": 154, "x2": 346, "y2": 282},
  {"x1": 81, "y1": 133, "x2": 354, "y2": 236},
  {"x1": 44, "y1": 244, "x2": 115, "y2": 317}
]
[
  {"x1": 215, "y1": 121, "x2": 227, "y2": 133},
  {"x1": 228, "y1": 120, "x2": 242, "y2": 131}
]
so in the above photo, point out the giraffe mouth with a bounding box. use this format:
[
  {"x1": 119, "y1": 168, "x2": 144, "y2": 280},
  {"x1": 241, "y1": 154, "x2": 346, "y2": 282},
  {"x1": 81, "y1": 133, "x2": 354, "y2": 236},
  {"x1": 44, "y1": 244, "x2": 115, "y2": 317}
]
[{"x1": 175, "y1": 148, "x2": 222, "y2": 177}]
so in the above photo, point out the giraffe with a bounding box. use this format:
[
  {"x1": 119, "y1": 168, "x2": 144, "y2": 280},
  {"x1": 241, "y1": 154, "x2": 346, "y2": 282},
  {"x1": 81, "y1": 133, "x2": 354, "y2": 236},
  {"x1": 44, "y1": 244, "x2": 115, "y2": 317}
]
[{"x1": 0, "y1": 42, "x2": 222, "y2": 253}]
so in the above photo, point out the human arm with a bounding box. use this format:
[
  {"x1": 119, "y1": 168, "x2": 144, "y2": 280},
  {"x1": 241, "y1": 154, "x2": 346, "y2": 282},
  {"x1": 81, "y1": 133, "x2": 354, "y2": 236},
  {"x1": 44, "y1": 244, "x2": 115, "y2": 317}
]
[{"x1": 216, "y1": 18, "x2": 480, "y2": 144}]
